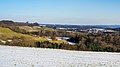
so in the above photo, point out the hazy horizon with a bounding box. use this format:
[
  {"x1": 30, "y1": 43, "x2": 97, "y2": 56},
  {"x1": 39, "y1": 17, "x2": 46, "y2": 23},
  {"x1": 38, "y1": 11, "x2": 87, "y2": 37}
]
[{"x1": 0, "y1": 0, "x2": 120, "y2": 25}]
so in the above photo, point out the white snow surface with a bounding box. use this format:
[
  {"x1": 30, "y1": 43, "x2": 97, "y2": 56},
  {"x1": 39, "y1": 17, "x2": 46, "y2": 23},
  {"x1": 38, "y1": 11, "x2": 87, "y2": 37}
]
[{"x1": 0, "y1": 45, "x2": 120, "y2": 67}]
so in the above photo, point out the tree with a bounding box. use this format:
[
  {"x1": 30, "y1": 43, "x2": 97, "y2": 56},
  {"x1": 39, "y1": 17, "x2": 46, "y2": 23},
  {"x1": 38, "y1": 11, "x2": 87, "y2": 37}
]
[
  {"x1": 77, "y1": 37, "x2": 86, "y2": 50},
  {"x1": 36, "y1": 41, "x2": 41, "y2": 47}
]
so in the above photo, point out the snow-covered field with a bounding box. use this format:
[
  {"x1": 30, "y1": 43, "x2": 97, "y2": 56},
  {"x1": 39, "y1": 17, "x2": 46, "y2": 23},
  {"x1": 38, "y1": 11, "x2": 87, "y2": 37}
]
[{"x1": 0, "y1": 45, "x2": 120, "y2": 67}]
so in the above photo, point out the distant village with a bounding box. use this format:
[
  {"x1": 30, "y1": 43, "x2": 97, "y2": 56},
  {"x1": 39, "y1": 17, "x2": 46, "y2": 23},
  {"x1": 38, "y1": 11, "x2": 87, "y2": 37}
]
[
  {"x1": 41, "y1": 24, "x2": 119, "y2": 34},
  {"x1": 80, "y1": 28, "x2": 116, "y2": 34}
]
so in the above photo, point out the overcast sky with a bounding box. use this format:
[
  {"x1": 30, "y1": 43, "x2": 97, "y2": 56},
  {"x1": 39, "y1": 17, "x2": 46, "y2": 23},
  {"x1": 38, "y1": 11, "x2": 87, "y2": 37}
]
[{"x1": 0, "y1": 0, "x2": 120, "y2": 25}]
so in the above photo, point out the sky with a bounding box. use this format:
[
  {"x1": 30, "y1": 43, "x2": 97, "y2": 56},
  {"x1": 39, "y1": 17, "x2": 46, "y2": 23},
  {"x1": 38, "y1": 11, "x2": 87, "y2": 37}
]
[{"x1": 0, "y1": 0, "x2": 120, "y2": 25}]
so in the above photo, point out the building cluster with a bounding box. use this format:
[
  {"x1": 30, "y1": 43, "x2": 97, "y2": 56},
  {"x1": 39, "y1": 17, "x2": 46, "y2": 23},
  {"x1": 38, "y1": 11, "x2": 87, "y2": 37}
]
[{"x1": 86, "y1": 28, "x2": 116, "y2": 33}]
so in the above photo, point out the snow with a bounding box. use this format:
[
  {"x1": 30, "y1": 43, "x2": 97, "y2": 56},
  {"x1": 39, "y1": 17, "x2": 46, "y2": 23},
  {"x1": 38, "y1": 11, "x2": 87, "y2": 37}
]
[{"x1": 0, "y1": 45, "x2": 120, "y2": 67}]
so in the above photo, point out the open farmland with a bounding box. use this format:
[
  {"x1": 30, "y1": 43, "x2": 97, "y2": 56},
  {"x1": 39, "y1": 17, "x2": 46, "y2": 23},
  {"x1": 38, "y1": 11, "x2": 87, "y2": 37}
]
[{"x1": 0, "y1": 45, "x2": 120, "y2": 67}]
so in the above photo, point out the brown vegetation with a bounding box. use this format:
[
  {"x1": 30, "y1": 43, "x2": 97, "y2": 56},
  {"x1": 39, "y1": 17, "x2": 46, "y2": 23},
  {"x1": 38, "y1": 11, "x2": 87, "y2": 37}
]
[{"x1": 0, "y1": 20, "x2": 120, "y2": 52}]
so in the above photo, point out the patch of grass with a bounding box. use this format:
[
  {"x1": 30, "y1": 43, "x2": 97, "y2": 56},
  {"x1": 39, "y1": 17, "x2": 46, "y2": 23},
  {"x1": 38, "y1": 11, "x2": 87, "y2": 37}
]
[
  {"x1": 18, "y1": 26, "x2": 39, "y2": 32},
  {"x1": 0, "y1": 27, "x2": 23, "y2": 39},
  {"x1": 0, "y1": 27, "x2": 43, "y2": 41},
  {"x1": 18, "y1": 26, "x2": 55, "y2": 32}
]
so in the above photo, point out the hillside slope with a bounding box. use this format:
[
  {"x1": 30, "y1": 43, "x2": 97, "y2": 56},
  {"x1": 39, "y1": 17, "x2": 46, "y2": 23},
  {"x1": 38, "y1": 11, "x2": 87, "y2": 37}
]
[
  {"x1": 0, "y1": 27, "x2": 67, "y2": 47},
  {"x1": 0, "y1": 27, "x2": 36, "y2": 40}
]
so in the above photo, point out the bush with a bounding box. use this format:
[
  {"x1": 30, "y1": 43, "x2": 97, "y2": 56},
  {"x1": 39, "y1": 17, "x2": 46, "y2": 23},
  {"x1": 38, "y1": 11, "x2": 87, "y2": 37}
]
[
  {"x1": 5, "y1": 36, "x2": 36, "y2": 47},
  {"x1": 104, "y1": 46, "x2": 117, "y2": 52}
]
